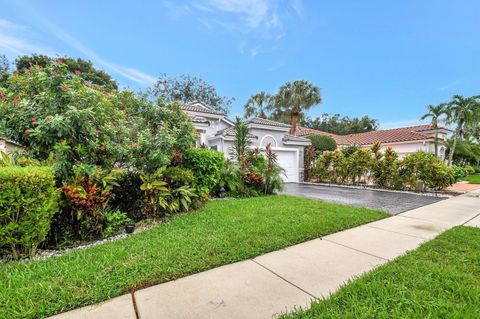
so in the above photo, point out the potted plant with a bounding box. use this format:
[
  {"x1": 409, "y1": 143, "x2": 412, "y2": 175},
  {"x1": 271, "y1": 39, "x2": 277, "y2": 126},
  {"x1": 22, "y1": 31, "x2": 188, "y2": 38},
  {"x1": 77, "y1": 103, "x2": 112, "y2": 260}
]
[{"x1": 125, "y1": 224, "x2": 135, "y2": 234}]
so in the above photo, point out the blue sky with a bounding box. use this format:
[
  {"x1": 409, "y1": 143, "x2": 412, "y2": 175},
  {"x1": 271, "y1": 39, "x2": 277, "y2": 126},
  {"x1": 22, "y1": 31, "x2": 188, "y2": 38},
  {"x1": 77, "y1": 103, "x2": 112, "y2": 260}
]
[{"x1": 1, "y1": 0, "x2": 479, "y2": 128}]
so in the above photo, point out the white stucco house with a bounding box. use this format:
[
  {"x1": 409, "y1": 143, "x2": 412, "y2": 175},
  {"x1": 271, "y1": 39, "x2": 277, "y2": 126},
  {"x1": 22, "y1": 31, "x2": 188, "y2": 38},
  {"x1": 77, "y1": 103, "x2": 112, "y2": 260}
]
[
  {"x1": 182, "y1": 101, "x2": 311, "y2": 183},
  {"x1": 296, "y1": 124, "x2": 450, "y2": 160},
  {"x1": 0, "y1": 136, "x2": 22, "y2": 154}
]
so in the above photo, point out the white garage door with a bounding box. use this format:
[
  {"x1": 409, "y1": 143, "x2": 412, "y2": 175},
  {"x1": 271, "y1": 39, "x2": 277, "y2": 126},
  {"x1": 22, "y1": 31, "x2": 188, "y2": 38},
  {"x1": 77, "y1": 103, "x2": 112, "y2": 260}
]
[{"x1": 274, "y1": 149, "x2": 298, "y2": 183}]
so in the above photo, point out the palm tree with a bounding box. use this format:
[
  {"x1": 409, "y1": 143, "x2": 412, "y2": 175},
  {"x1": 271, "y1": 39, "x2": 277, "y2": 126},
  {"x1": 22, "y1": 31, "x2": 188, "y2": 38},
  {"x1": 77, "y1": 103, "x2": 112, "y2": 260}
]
[
  {"x1": 445, "y1": 94, "x2": 480, "y2": 165},
  {"x1": 243, "y1": 92, "x2": 271, "y2": 119},
  {"x1": 271, "y1": 80, "x2": 321, "y2": 135},
  {"x1": 420, "y1": 103, "x2": 447, "y2": 157}
]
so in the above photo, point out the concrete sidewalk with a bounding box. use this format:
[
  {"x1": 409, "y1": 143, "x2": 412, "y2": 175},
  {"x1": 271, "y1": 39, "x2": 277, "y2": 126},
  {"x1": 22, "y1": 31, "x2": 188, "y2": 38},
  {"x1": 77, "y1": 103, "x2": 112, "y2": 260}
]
[{"x1": 50, "y1": 190, "x2": 480, "y2": 319}]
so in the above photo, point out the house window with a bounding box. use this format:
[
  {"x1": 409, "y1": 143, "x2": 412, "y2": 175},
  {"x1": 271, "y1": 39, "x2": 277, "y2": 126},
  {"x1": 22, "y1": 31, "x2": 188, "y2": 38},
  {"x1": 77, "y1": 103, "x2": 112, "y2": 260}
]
[{"x1": 210, "y1": 145, "x2": 218, "y2": 151}]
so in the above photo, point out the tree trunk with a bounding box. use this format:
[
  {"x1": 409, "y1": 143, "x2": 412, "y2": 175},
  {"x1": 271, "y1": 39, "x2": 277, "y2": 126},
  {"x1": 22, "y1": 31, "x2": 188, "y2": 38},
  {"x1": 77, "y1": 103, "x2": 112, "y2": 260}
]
[
  {"x1": 434, "y1": 130, "x2": 438, "y2": 157},
  {"x1": 448, "y1": 122, "x2": 462, "y2": 165},
  {"x1": 290, "y1": 108, "x2": 300, "y2": 135}
]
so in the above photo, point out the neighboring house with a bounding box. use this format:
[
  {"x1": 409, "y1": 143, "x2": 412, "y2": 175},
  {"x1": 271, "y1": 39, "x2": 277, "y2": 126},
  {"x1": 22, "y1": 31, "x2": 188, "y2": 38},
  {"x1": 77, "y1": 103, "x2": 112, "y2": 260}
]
[
  {"x1": 296, "y1": 124, "x2": 450, "y2": 160},
  {"x1": 182, "y1": 101, "x2": 311, "y2": 183},
  {"x1": 0, "y1": 136, "x2": 22, "y2": 154}
]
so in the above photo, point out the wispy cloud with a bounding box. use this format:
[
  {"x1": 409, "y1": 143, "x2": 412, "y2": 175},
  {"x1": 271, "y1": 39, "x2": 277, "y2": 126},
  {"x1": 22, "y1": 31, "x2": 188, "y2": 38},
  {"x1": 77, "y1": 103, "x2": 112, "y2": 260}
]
[
  {"x1": 0, "y1": 19, "x2": 52, "y2": 57},
  {"x1": 163, "y1": 0, "x2": 302, "y2": 57},
  {"x1": 1, "y1": 2, "x2": 156, "y2": 86},
  {"x1": 438, "y1": 80, "x2": 460, "y2": 91},
  {"x1": 32, "y1": 17, "x2": 156, "y2": 85}
]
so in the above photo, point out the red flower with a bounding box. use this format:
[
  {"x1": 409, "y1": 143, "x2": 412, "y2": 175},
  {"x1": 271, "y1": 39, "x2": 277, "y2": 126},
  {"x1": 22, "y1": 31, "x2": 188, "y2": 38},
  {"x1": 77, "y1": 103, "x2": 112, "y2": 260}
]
[
  {"x1": 24, "y1": 129, "x2": 31, "y2": 135},
  {"x1": 59, "y1": 138, "x2": 65, "y2": 143},
  {"x1": 12, "y1": 98, "x2": 21, "y2": 104},
  {"x1": 74, "y1": 70, "x2": 81, "y2": 75},
  {"x1": 32, "y1": 117, "x2": 37, "y2": 122},
  {"x1": 70, "y1": 193, "x2": 79, "y2": 199},
  {"x1": 62, "y1": 85, "x2": 68, "y2": 91},
  {"x1": 156, "y1": 124, "x2": 161, "y2": 129},
  {"x1": 0, "y1": 93, "x2": 5, "y2": 101},
  {"x1": 55, "y1": 59, "x2": 63, "y2": 64},
  {"x1": 99, "y1": 146, "x2": 106, "y2": 151}
]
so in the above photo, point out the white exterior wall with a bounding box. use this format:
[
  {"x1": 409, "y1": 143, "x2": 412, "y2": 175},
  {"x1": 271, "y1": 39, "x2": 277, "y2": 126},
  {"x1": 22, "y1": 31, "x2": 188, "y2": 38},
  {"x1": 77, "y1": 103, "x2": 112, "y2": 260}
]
[
  {"x1": 363, "y1": 140, "x2": 436, "y2": 158},
  {"x1": 0, "y1": 139, "x2": 22, "y2": 154}
]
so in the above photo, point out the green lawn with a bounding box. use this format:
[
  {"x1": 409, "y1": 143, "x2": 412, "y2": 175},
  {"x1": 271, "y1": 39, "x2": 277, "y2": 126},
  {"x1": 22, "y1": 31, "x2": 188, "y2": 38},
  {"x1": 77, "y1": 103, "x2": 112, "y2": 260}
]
[
  {"x1": 464, "y1": 173, "x2": 480, "y2": 184},
  {"x1": 281, "y1": 226, "x2": 480, "y2": 319},
  {"x1": 0, "y1": 195, "x2": 387, "y2": 319}
]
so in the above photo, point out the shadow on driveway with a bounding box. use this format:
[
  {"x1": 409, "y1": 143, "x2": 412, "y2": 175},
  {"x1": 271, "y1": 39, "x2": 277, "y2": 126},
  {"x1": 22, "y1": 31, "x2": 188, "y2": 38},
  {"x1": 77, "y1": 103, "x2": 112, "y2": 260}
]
[{"x1": 284, "y1": 183, "x2": 447, "y2": 215}]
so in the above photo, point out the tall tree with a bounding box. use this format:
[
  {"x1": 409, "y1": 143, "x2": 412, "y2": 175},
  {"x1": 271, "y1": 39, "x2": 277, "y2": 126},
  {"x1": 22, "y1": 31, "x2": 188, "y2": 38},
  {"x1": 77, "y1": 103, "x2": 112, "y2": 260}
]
[
  {"x1": 270, "y1": 80, "x2": 321, "y2": 135},
  {"x1": 301, "y1": 113, "x2": 378, "y2": 135},
  {"x1": 420, "y1": 103, "x2": 447, "y2": 157},
  {"x1": 15, "y1": 54, "x2": 118, "y2": 90},
  {"x1": 446, "y1": 94, "x2": 480, "y2": 165},
  {"x1": 243, "y1": 91, "x2": 271, "y2": 119},
  {"x1": 0, "y1": 54, "x2": 10, "y2": 87},
  {"x1": 152, "y1": 74, "x2": 234, "y2": 114}
]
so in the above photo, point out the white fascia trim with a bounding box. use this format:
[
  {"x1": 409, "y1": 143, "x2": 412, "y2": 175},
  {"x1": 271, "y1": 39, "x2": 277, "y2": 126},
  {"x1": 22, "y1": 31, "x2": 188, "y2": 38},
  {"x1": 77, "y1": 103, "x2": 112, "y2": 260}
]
[
  {"x1": 222, "y1": 118, "x2": 234, "y2": 126},
  {"x1": 283, "y1": 140, "x2": 311, "y2": 146},
  {"x1": 361, "y1": 139, "x2": 434, "y2": 147}
]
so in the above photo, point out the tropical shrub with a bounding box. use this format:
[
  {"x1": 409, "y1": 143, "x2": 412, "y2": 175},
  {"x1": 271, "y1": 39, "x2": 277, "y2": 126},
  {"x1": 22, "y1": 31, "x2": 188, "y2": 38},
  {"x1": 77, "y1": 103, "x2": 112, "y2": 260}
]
[
  {"x1": 55, "y1": 166, "x2": 122, "y2": 241},
  {"x1": 307, "y1": 135, "x2": 337, "y2": 154},
  {"x1": 0, "y1": 166, "x2": 58, "y2": 259},
  {"x1": 331, "y1": 150, "x2": 349, "y2": 183},
  {"x1": 313, "y1": 147, "x2": 453, "y2": 191},
  {"x1": 347, "y1": 148, "x2": 372, "y2": 184},
  {"x1": 341, "y1": 145, "x2": 359, "y2": 157},
  {"x1": 304, "y1": 146, "x2": 316, "y2": 181},
  {"x1": 140, "y1": 168, "x2": 197, "y2": 217},
  {"x1": 464, "y1": 165, "x2": 475, "y2": 176},
  {"x1": 371, "y1": 146, "x2": 399, "y2": 188},
  {"x1": 398, "y1": 152, "x2": 454, "y2": 191},
  {"x1": 451, "y1": 165, "x2": 466, "y2": 181},
  {"x1": 244, "y1": 172, "x2": 264, "y2": 191},
  {"x1": 183, "y1": 148, "x2": 224, "y2": 196},
  {"x1": 102, "y1": 209, "x2": 132, "y2": 237},
  {"x1": 218, "y1": 160, "x2": 240, "y2": 194},
  {"x1": 110, "y1": 171, "x2": 144, "y2": 221},
  {"x1": 162, "y1": 166, "x2": 194, "y2": 189},
  {"x1": 126, "y1": 98, "x2": 197, "y2": 173}
]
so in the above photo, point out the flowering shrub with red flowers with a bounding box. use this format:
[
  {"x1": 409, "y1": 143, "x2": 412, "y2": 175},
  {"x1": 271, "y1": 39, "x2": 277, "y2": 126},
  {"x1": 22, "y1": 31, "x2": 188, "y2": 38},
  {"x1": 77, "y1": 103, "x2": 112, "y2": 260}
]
[
  {"x1": 0, "y1": 61, "x2": 196, "y2": 183},
  {"x1": 0, "y1": 62, "x2": 131, "y2": 182}
]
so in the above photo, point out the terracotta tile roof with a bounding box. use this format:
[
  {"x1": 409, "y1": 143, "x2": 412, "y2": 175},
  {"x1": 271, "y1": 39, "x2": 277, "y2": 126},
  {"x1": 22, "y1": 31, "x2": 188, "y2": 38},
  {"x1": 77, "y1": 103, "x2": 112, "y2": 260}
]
[
  {"x1": 344, "y1": 125, "x2": 435, "y2": 145},
  {"x1": 297, "y1": 124, "x2": 438, "y2": 146},
  {"x1": 246, "y1": 118, "x2": 291, "y2": 128}
]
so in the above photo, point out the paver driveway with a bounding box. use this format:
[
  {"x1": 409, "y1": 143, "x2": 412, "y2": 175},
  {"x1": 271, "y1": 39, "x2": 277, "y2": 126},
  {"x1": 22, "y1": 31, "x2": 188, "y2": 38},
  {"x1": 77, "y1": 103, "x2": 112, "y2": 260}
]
[{"x1": 284, "y1": 183, "x2": 446, "y2": 214}]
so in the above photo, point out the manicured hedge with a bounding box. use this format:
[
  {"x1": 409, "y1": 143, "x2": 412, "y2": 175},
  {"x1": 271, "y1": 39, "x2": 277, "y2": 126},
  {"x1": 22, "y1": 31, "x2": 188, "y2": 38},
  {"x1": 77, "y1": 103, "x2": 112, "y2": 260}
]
[
  {"x1": 0, "y1": 166, "x2": 58, "y2": 259},
  {"x1": 308, "y1": 135, "x2": 337, "y2": 153},
  {"x1": 183, "y1": 148, "x2": 224, "y2": 196}
]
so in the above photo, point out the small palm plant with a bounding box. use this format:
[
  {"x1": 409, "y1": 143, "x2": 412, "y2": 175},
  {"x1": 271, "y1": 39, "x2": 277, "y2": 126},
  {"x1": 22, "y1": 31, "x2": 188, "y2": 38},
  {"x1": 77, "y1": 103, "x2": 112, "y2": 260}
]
[
  {"x1": 420, "y1": 103, "x2": 447, "y2": 157},
  {"x1": 263, "y1": 143, "x2": 286, "y2": 194}
]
